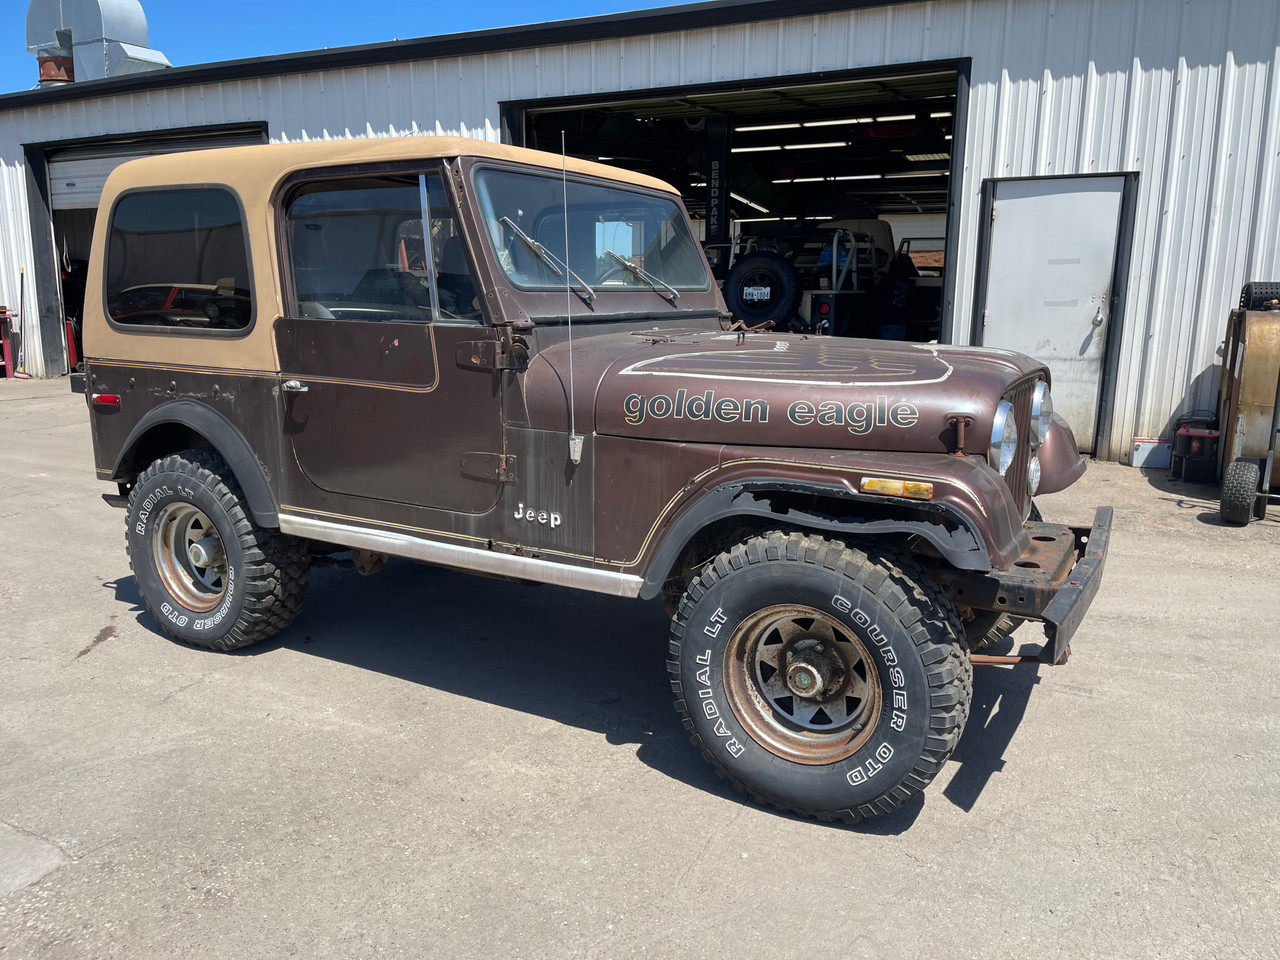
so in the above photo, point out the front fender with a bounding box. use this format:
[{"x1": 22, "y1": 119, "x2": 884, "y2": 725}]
[{"x1": 636, "y1": 475, "x2": 993, "y2": 600}]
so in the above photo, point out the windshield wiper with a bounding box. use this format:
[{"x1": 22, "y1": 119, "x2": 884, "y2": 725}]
[
  {"x1": 500, "y1": 216, "x2": 596, "y2": 303},
  {"x1": 604, "y1": 249, "x2": 681, "y2": 304}
]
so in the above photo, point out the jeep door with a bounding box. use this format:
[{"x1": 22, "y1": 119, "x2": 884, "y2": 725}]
[{"x1": 274, "y1": 166, "x2": 503, "y2": 515}]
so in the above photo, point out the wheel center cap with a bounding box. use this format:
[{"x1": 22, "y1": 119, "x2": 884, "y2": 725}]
[
  {"x1": 786, "y1": 660, "x2": 826, "y2": 698},
  {"x1": 188, "y1": 537, "x2": 224, "y2": 569}
]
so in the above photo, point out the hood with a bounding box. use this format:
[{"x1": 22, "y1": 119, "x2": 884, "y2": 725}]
[{"x1": 523, "y1": 331, "x2": 1046, "y2": 455}]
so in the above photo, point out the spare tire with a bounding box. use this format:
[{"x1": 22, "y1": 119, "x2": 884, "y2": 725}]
[{"x1": 723, "y1": 250, "x2": 802, "y2": 328}]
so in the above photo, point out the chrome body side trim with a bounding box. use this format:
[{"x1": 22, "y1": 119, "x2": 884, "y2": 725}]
[{"x1": 279, "y1": 513, "x2": 644, "y2": 598}]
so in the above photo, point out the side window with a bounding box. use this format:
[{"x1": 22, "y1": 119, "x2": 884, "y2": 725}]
[
  {"x1": 285, "y1": 173, "x2": 481, "y2": 323},
  {"x1": 106, "y1": 188, "x2": 252, "y2": 330}
]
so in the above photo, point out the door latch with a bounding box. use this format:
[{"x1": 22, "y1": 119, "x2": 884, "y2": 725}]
[
  {"x1": 1092, "y1": 309, "x2": 1105, "y2": 328},
  {"x1": 282, "y1": 379, "x2": 309, "y2": 393}
]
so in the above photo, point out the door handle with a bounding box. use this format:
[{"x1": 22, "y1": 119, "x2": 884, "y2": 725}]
[
  {"x1": 1092, "y1": 309, "x2": 1105, "y2": 328},
  {"x1": 282, "y1": 379, "x2": 309, "y2": 393}
]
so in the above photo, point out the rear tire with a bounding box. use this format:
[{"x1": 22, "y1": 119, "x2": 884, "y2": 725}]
[
  {"x1": 126, "y1": 449, "x2": 309, "y2": 650},
  {"x1": 1220, "y1": 459, "x2": 1260, "y2": 526},
  {"x1": 669, "y1": 531, "x2": 970, "y2": 823}
]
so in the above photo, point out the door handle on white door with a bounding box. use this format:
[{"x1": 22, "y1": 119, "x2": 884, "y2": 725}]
[{"x1": 1092, "y1": 309, "x2": 1105, "y2": 328}]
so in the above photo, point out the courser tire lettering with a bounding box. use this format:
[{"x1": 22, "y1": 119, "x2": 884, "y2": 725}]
[
  {"x1": 125, "y1": 448, "x2": 309, "y2": 651},
  {"x1": 667, "y1": 530, "x2": 971, "y2": 824}
]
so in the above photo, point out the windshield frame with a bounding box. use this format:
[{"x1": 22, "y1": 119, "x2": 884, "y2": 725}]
[{"x1": 466, "y1": 161, "x2": 715, "y2": 319}]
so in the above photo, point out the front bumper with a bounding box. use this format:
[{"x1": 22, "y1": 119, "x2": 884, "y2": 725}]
[{"x1": 936, "y1": 506, "x2": 1113, "y2": 665}]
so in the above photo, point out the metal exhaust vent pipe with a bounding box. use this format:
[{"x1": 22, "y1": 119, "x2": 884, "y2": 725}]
[{"x1": 26, "y1": 0, "x2": 170, "y2": 86}]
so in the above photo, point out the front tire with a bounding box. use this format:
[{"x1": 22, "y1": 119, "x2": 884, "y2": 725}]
[
  {"x1": 126, "y1": 449, "x2": 309, "y2": 650},
  {"x1": 669, "y1": 532, "x2": 970, "y2": 823}
]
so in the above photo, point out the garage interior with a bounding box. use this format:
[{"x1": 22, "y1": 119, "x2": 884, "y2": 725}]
[
  {"x1": 35, "y1": 124, "x2": 268, "y2": 363},
  {"x1": 512, "y1": 63, "x2": 962, "y2": 339}
]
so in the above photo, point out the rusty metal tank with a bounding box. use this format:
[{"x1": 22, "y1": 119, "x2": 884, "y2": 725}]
[{"x1": 1217, "y1": 290, "x2": 1280, "y2": 490}]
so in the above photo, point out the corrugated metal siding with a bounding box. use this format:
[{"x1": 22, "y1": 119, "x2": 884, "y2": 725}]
[
  {"x1": 0, "y1": 156, "x2": 42, "y2": 377},
  {"x1": 3, "y1": 0, "x2": 1280, "y2": 460}
]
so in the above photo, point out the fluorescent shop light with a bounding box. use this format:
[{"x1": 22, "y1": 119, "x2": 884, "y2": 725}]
[
  {"x1": 785, "y1": 141, "x2": 849, "y2": 150},
  {"x1": 730, "y1": 192, "x2": 770, "y2": 213},
  {"x1": 736, "y1": 122, "x2": 801, "y2": 132}
]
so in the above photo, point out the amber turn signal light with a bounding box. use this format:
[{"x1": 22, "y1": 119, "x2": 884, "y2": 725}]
[{"x1": 859, "y1": 476, "x2": 934, "y2": 500}]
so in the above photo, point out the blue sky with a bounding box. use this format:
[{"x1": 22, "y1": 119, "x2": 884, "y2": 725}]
[{"x1": 4, "y1": 0, "x2": 693, "y2": 95}]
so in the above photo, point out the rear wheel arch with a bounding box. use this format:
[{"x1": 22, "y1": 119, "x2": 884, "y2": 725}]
[
  {"x1": 112, "y1": 400, "x2": 280, "y2": 529},
  {"x1": 640, "y1": 480, "x2": 990, "y2": 602}
]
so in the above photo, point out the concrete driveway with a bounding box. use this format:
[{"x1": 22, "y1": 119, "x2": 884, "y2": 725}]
[{"x1": 1, "y1": 376, "x2": 1277, "y2": 959}]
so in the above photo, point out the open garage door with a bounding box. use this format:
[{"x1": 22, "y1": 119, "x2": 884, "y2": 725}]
[
  {"x1": 504, "y1": 64, "x2": 965, "y2": 341},
  {"x1": 46, "y1": 125, "x2": 268, "y2": 211}
]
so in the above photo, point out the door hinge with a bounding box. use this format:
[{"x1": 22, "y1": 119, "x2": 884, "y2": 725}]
[
  {"x1": 459, "y1": 452, "x2": 517, "y2": 483},
  {"x1": 456, "y1": 339, "x2": 527, "y2": 372}
]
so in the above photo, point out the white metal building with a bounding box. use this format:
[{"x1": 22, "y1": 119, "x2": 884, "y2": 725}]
[{"x1": 2, "y1": 0, "x2": 1278, "y2": 464}]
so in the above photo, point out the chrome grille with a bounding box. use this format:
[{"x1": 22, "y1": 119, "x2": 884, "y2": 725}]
[{"x1": 1002, "y1": 378, "x2": 1036, "y2": 518}]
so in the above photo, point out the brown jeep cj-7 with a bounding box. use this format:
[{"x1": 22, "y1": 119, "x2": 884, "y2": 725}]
[{"x1": 82, "y1": 136, "x2": 1110, "y2": 824}]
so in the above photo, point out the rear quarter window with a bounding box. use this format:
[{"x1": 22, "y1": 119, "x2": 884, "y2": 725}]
[{"x1": 105, "y1": 188, "x2": 253, "y2": 331}]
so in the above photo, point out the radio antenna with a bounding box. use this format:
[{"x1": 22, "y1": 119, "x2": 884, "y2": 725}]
[{"x1": 563, "y1": 131, "x2": 584, "y2": 465}]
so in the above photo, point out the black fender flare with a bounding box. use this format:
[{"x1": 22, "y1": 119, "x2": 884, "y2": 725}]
[
  {"x1": 111, "y1": 399, "x2": 280, "y2": 528},
  {"x1": 638, "y1": 478, "x2": 991, "y2": 600}
]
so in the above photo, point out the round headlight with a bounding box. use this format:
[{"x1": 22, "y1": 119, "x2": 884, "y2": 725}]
[
  {"x1": 1027, "y1": 455, "x2": 1042, "y2": 496},
  {"x1": 989, "y1": 400, "x2": 1019, "y2": 476},
  {"x1": 1030, "y1": 380, "x2": 1053, "y2": 448}
]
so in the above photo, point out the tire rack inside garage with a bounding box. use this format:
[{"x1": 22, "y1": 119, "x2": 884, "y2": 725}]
[{"x1": 506, "y1": 62, "x2": 964, "y2": 341}]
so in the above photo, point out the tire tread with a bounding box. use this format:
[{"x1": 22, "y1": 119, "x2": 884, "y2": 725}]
[
  {"x1": 667, "y1": 530, "x2": 970, "y2": 824},
  {"x1": 126, "y1": 448, "x2": 309, "y2": 651},
  {"x1": 1220, "y1": 459, "x2": 1260, "y2": 526}
]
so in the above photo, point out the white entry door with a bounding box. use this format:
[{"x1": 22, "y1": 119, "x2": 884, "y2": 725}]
[{"x1": 981, "y1": 176, "x2": 1127, "y2": 453}]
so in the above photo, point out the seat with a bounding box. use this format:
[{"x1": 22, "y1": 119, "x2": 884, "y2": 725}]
[
  {"x1": 436, "y1": 236, "x2": 479, "y2": 320},
  {"x1": 351, "y1": 268, "x2": 433, "y2": 311}
]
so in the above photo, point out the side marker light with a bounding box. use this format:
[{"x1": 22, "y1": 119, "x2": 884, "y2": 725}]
[{"x1": 860, "y1": 477, "x2": 934, "y2": 500}]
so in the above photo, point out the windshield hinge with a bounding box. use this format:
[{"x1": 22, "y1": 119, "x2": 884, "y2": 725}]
[{"x1": 456, "y1": 339, "x2": 528, "y2": 372}]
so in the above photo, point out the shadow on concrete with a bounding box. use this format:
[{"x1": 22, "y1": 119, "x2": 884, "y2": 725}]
[
  {"x1": 944, "y1": 651, "x2": 1042, "y2": 813},
  {"x1": 1137, "y1": 466, "x2": 1229, "y2": 524},
  {"x1": 108, "y1": 559, "x2": 1055, "y2": 831},
  {"x1": 103, "y1": 574, "x2": 157, "y2": 632}
]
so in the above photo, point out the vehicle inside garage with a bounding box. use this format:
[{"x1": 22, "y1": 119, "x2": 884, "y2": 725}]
[{"x1": 514, "y1": 64, "x2": 961, "y2": 340}]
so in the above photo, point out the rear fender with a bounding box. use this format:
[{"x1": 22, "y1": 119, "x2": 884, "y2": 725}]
[{"x1": 111, "y1": 399, "x2": 279, "y2": 528}]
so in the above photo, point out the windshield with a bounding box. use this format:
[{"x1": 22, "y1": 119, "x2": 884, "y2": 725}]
[{"x1": 473, "y1": 168, "x2": 710, "y2": 302}]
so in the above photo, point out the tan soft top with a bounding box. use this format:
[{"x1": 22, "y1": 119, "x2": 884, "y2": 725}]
[
  {"x1": 85, "y1": 136, "x2": 681, "y2": 371},
  {"x1": 101, "y1": 135, "x2": 679, "y2": 196}
]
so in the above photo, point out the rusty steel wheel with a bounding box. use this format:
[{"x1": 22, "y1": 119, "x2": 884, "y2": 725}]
[
  {"x1": 723, "y1": 605, "x2": 882, "y2": 766},
  {"x1": 669, "y1": 530, "x2": 969, "y2": 824},
  {"x1": 126, "y1": 448, "x2": 309, "y2": 651},
  {"x1": 151, "y1": 503, "x2": 228, "y2": 613}
]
